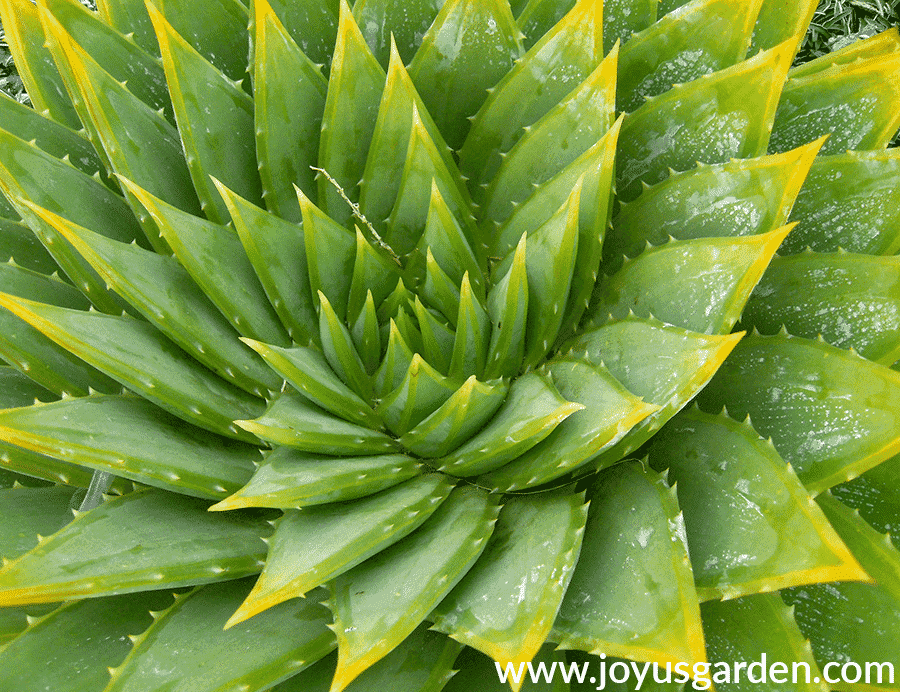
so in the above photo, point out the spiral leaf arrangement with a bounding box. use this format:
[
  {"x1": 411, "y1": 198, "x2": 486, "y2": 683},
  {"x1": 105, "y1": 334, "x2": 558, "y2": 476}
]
[{"x1": 0, "y1": 0, "x2": 898, "y2": 689}]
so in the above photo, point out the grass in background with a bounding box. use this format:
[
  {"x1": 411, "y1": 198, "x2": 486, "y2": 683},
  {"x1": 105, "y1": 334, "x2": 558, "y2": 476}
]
[{"x1": 1, "y1": 1, "x2": 899, "y2": 121}]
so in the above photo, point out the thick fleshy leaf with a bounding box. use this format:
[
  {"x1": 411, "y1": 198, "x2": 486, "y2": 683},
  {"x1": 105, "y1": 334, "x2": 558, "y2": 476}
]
[
  {"x1": 790, "y1": 27, "x2": 900, "y2": 80},
  {"x1": 831, "y1": 453, "x2": 900, "y2": 536},
  {"x1": 606, "y1": 140, "x2": 821, "y2": 265},
  {"x1": 329, "y1": 485, "x2": 499, "y2": 692},
  {"x1": 377, "y1": 354, "x2": 457, "y2": 436},
  {"x1": 300, "y1": 191, "x2": 356, "y2": 321},
  {"x1": 698, "y1": 333, "x2": 900, "y2": 495},
  {"x1": 254, "y1": 0, "x2": 328, "y2": 221},
  {"x1": 0, "y1": 395, "x2": 259, "y2": 499},
  {"x1": 105, "y1": 580, "x2": 335, "y2": 692},
  {"x1": 147, "y1": 1, "x2": 263, "y2": 224},
  {"x1": 0, "y1": 0, "x2": 79, "y2": 128},
  {"x1": 479, "y1": 359, "x2": 658, "y2": 492},
  {"x1": 748, "y1": 0, "x2": 816, "y2": 55},
  {"x1": 0, "y1": 591, "x2": 178, "y2": 692},
  {"x1": 700, "y1": 594, "x2": 826, "y2": 692},
  {"x1": 648, "y1": 408, "x2": 868, "y2": 601},
  {"x1": 351, "y1": 291, "x2": 381, "y2": 374},
  {"x1": 216, "y1": 180, "x2": 319, "y2": 347},
  {"x1": 0, "y1": 217, "x2": 59, "y2": 276},
  {"x1": 21, "y1": 199, "x2": 281, "y2": 396},
  {"x1": 317, "y1": 0, "x2": 385, "y2": 226},
  {"x1": 399, "y1": 375, "x2": 508, "y2": 457},
  {"x1": 782, "y1": 148, "x2": 900, "y2": 256},
  {"x1": 438, "y1": 371, "x2": 583, "y2": 476},
  {"x1": 40, "y1": 15, "x2": 202, "y2": 247},
  {"x1": 318, "y1": 292, "x2": 374, "y2": 401},
  {"x1": 781, "y1": 581, "x2": 900, "y2": 686},
  {"x1": 590, "y1": 226, "x2": 791, "y2": 335},
  {"x1": 741, "y1": 252, "x2": 900, "y2": 365},
  {"x1": 616, "y1": 40, "x2": 793, "y2": 201},
  {"x1": 243, "y1": 341, "x2": 380, "y2": 429},
  {"x1": 122, "y1": 178, "x2": 290, "y2": 347},
  {"x1": 211, "y1": 447, "x2": 423, "y2": 510},
  {"x1": 0, "y1": 485, "x2": 79, "y2": 560},
  {"x1": 348, "y1": 227, "x2": 401, "y2": 324},
  {"x1": 485, "y1": 233, "x2": 529, "y2": 378},
  {"x1": 459, "y1": 0, "x2": 603, "y2": 186},
  {"x1": 375, "y1": 318, "x2": 416, "y2": 396},
  {"x1": 352, "y1": 0, "x2": 444, "y2": 65},
  {"x1": 562, "y1": 317, "x2": 743, "y2": 475},
  {"x1": 449, "y1": 273, "x2": 491, "y2": 379},
  {"x1": 553, "y1": 462, "x2": 705, "y2": 668},
  {"x1": 432, "y1": 491, "x2": 587, "y2": 674},
  {"x1": 407, "y1": 0, "x2": 523, "y2": 149},
  {"x1": 39, "y1": 0, "x2": 172, "y2": 120},
  {"x1": 616, "y1": 0, "x2": 762, "y2": 114},
  {"x1": 0, "y1": 262, "x2": 119, "y2": 397},
  {"x1": 412, "y1": 298, "x2": 456, "y2": 374},
  {"x1": 225, "y1": 474, "x2": 453, "y2": 626},
  {"x1": 769, "y1": 53, "x2": 900, "y2": 156},
  {"x1": 481, "y1": 45, "x2": 616, "y2": 225},
  {"x1": 447, "y1": 644, "x2": 572, "y2": 692},
  {"x1": 95, "y1": 0, "x2": 159, "y2": 55},
  {"x1": 152, "y1": 0, "x2": 250, "y2": 82},
  {"x1": 262, "y1": 0, "x2": 339, "y2": 69},
  {"x1": 236, "y1": 390, "x2": 398, "y2": 456},
  {"x1": 0, "y1": 489, "x2": 270, "y2": 605},
  {"x1": 0, "y1": 293, "x2": 265, "y2": 440}
]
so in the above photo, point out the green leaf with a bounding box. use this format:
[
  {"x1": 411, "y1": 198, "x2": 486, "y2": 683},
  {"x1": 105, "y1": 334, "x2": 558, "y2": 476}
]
[
  {"x1": 236, "y1": 390, "x2": 398, "y2": 456},
  {"x1": 95, "y1": 0, "x2": 159, "y2": 56},
  {"x1": 0, "y1": 262, "x2": 119, "y2": 397},
  {"x1": 318, "y1": 292, "x2": 374, "y2": 401},
  {"x1": 317, "y1": 0, "x2": 385, "y2": 226},
  {"x1": 329, "y1": 485, "x2": 498, "y2": 692},
  {"x1": 432, "y1": 491, "x2": 588, "y2": 672},
  {"x1": 603, "y1": 0, "x2": 656, "y2": 54},
  {"x1": 438, "y1": 371, "x2": 583, "y2": 477},
  {"x1": 352, "y1": 0, "x2": 444, "y2": 66},
  {"x1": 225, "y1": 474, "x2": 454, "y2": 626},
  {"x1": 648, "y1": 408, "x2": 868, "y2": 601},
  {"x1": 348, "y1": 227, "x2": 401, "y2": 323},
  {"x1": 479, "y1": 359, "x2": 658, "y2": 492},
  {"x1": 769, "y1": 53, "x2": 900, "y2": 155},
  {"x1": 481, "y1": 45, "x2": 616, "y2": 225},
  {"x1": 0, "y1": 488, "x2": 271, "y2": 606},
  {"x1": 243, "y1": 341, "x2": 380, "y2": 429},
  {"x1": 148, "y1": 1, "x2": 262, "y2": 225},
  {"x1": 39, "y1": 0, "x2": 172, "y2": 121},
  {"x1": 122, "y1": 178, "x2": 290, "y2": 347},
  {"x1": 740, "y1": 252, "x2": 900, "y2": 365},
  {"x1": 0, "y1": 485, "x2": 78, "y2": 560},
  {"x1": 616, "y1": 40, "x2": 793, "y2": 201},
  {"x1": 105, "y1": 580, "x2": 335, "y2": 692},
  {"x1": 791, "y1": 27, "x2": 900, "y2": 80},
  {"x1": 617, "y1": 0, "x2": 762, "y2": 114},
  {"x1": 0, "y1": 0, "x2": 80, "y2": 128},
  {"x1": 553, "y1": 462, "x2": 705, "y2": 668},
  {"x1": 152, "y1": 0, "x2": 250, "y2": 82},
  {"x1": 412, "y1": 298, "x2": 456, "y2": 375},
  {"x1": 0, "y1": 131, "x2": 144, "y2": 313},
  {"x1": 700, "y1": 593, "x2": 825, "y2": 692},
  {"x1": 23, "y1": 200, "x2": 282, "y2": 396},
  {"x1": 399, "y1": 375, "x2": 508, "y2": 457},
  {"x1": 211, "y1": 447, "x2": 423, "y2": 510},
  {"x1": 748, "y1": 0, "x2": 816, "y2": 55},
  {"x1": 0, "y1": 217, "x2": 59, "y2": 276},
  {"x1": 606, "y1": 139, "x2": 821, "y2": 265},
  {"x1": 377, "y1": 354, "x2": 458, "y2": 437},
  {"x1": 698, "y1": 333, "x2": 900, "y2": 495},
  {"x1": 782, "y1": 148, "x2": 900, "y2": 256},
  {"x1": 351, "y1": 291, "x2": 381, "y2": 374},
  {"x1": 446, "y1": 645, "x2": 572, "y2": 692},
  {"x1": 562, "y1": 317, "x2": 743, "y2": 475},
  {"x1": 254, "y1": 0, "x2": 328, "y2": 222},
  {"x1": 420, "y1": 248, "x2": 462, "y2": 327},
  {"x1": 0, "y1": 395, "x2": 259, "y2": 499},
  {"x1": 0, "y1": 293, "x2": 265, "y2": 440},
  {"x1": 459, "y1": 0, "x2": 603, "y2": 186},
  {"x1": 485, "y1": 233, "x2": 529, "y2": 378},
  {"x1": 407, "y1": 0, "x2": 523, "y2": 150},
  {"x1": 591, "y1": 226, "x2": 790, "y2": 335},
  {"x1": 261, "y1": 0, "x2": 339, "y2": 69},
  {"x1": 449, "y1": 272, "x2": 491, "y2": 379},
  {"x1": 375, "y1": 318, "x2": 416, "y2": 396},
  {"x1": 831, "y1": 453, "x2": 900, "y2": 536},
  {"x1": 0, "y1": 366, "x2": 56, "y2": 409},
  {"x1": 0, "y1": 591, "x2": 178, "y2": 692},
  {"x1": 41, "y1": 17, "x2": 203, "y2": 249}
]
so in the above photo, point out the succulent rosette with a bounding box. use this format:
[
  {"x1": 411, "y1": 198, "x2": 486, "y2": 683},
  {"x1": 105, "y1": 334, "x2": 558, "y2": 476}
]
[{"x1": 0, "y1": 0, "x2": 898, "y2": 689}]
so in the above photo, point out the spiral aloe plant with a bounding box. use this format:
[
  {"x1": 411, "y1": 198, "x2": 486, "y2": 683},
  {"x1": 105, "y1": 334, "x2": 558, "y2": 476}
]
[{"x1": 0, "y1": 0, "x2": 899, "y2": 689}]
